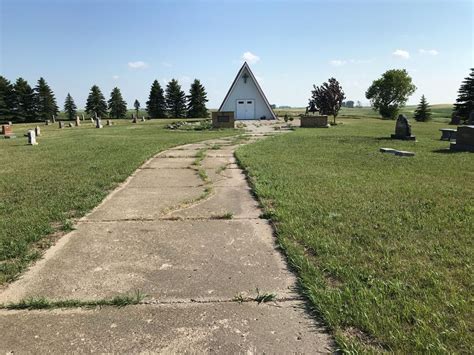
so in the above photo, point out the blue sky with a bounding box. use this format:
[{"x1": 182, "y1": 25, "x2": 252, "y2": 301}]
[{"x1": 1, "y1": 0, "x2": 472, "y2": 109}]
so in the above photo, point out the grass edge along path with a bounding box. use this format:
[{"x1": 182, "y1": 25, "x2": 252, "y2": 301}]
[
  {"x1": 235, "y1": 119, "x2": 473, "y2": 353},
  {"x1": 0, "y1": 120, "x2": 240, "y2": 285}
]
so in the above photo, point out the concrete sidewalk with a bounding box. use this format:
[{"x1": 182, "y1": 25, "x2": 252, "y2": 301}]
[{"x1": 0, "y1": 122, "x2": 332, "y2": 353}]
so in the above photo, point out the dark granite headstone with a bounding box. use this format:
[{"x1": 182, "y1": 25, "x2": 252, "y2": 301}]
[
  {"x1": 450, "y1": 125, "x2": 474, "y2": 152},
  {"x1": 212, "y1": 111, "x2": 235, "y2": 128},
  {"x1": 391, "y1": 114, "x2": 416, "y2": 140}
]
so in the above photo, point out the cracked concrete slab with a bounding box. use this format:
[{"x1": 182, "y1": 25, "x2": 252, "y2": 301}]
[
  {"x1": 87, "y1": 187, "x2": 203, "y2": 221},
  {"x1": 145, "y1": 157, "x2": 196, "y2": 169},
  {"x1": 169, "y1": 186, "x2": 261, "y2": 220},
  {"x1": 0, "y1": 302, "x2": 332, "y2": 353},
  {"x1": 0, "y1": 220, "x2": 295, "y2": 302},
  {"x1": 127, "y1": 168, "x2": 202, "y2": 187}
]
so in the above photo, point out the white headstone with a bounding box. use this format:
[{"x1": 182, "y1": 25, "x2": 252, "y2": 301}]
[
  {"x1": 59, "y1": 121, "x2": 64, "y2": 129},
  {"x1": 35, "y1": 126, "x2": 41, "y2": 136},
  {"x1": 75, "y1": 116, "x2": 81, "y2": 126},
  {"x1": 52, "y1": 115, "x2": 56, "y2": 123},
  {"x1": 28, "y1": 130, "x2": 38, "y2": 145},
  {"x1": 95, "y1": 117, "x2": 103, "y2": 128}
]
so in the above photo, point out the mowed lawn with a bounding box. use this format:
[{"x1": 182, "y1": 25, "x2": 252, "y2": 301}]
[
  {"x1": 0, "y1": 119, "x2": 239, "y2": 284},
  {"x1": 236, "y1": 118, "x2": 473, "y2": 352}
]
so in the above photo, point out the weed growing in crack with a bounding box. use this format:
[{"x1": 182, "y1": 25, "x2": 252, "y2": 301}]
[{"x1": 255, "y1": 288, "x2": 277, "y2": 304}]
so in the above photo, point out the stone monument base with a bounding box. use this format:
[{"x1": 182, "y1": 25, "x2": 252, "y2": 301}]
[
  {"x1": 390, "y1": 134, "x2": 416, "y2": 141},
  {"x1": 450, "y1": 125, "x2": 474, "y2": 152},
  {"x1": 212, "y1": 111, "x2": 235, "y2": 129},
  {"x1": 300, "y1": 115, "x2": 330, "y2": 128}
]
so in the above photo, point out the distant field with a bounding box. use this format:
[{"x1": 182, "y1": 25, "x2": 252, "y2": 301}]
[
  {"x1": 0, "y1": 120, "x2": 239, "y2": 284},
  {"x1": 236, "y1": 118, "x2": 473, "y2": 352},
  {"x1": 274, "y1": 104, "x2": 454, "y2": 123}
]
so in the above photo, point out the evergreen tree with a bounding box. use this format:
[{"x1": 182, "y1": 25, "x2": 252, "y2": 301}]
[
  {"x1": 146, "y1": 80, "x2": 166, "y2": 118},
  {"x1": 413, "y1": 95, "x2": 432, "y2": 122},
  {"x1": 108, "y1": 87, "x2": 127, "y2": 118},
  {"x1": 186, "y1": 79, "x2": 209, "y2": 118},
  {"x1": 13, "y1": 78, "x2": 36, "y2": 122},
  {"x1": 0, "y1": 76, "x2": 15, "y2": 121},
  {"x1": 165, "y1": 79, "x2": 186, "y2": 118},
  {"x1": 134, "y1": 99, "x2": 140, "y2": 117},
  {"x1": 64, "y1": 93, "x2": 77, "y2": 121},
  {"x1": 453, "y1": 68, "x2": 474, "y2": 123},
  {"x1": 85, "y1": 85, "x2": 107, "y2": 118},
  {"x1": 35, "y1": 77, "x2": 59, "y2": 121}
]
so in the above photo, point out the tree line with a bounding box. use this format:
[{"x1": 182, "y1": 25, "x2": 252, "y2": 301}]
[
  {"x1": 0, "y1": 76, "x2": 209, "y2": 123},
  {"x1": 308, "y1": 67, "x2": 473, "y2": 124}
]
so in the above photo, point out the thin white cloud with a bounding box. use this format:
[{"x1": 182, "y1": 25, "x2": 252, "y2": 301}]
[
  {"x1": 419, "y1": 49, "x2": 439, "y2": 56},
  {"x1": 242, "y1": 51, "x2": 260, "y2": 64},
  {"x1": 392, "y1": 49, "x2": 410, "y2": 59},
  {"x1": 330, "y1": 59, "x2": 347, "y2": 66},
  {"x1": 112, "y1": 75, "x2": 119, "y2": 80},
  {"x1": 128, "y1": 61, "x2": 148, "y2": 69}
]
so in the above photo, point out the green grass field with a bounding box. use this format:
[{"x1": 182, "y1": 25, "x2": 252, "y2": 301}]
[
  {"x1": 0, "y1": 119, "x2": 239, "y2": 284},
  {"x1": 236, "y1": 118, "x2": 473, "y2": 352},
  {"x1": 275, "y1": 104, "x2": 454, "y2": 123}
]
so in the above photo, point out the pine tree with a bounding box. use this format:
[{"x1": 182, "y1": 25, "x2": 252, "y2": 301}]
[
  {"x1": 146, "y1": 80, "x2": 166, "y2": 118},
  {"x1": 85, "y1": 85, "x2": 107, "y2": 118},
  {"x1": 64, "y1": 93, "x2": 77, "y2": 121},
  {"x1": 35, "y1": 77, "x2": 59, "y2": 121},
  {"x1": 453, "y1": 68, "x2": 474, "y2": 123},
  {"x1": 165, "y1": 79, "x2": 186, "y2": 118},
  {"x1": 0, "y1": 76, "x2": 15, "y2": 121},
  {"x1": 13, "y1": 78, "x2": 36, "y2": 122},
  {"x1": 108, "y1": 87, "x2": 127, "y2": 119},
  {"x1": 186, "y1": 79, "x2": 209, "y2": 118},
  {"x1": 413, "y1": 95, "x2": 432, "y2": 122}
]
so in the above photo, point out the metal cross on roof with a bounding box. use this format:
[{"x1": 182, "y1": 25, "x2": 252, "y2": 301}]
[{"x1": 242, "y1": 72, "x2": 249, "y2": 83}]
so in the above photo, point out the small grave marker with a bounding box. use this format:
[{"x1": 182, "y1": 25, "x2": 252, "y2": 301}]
[
  {"x1": 45, "y1": 120, "x2": 51, "y2": 125},
  {"x1": 95, "y1": 117, "x2": 103, "y2": 128},
  {"x1": 212, "y1": 111, "x2": 235, "y2": 128},
  {"x1": 380, "y1": 147, "x2": 415, "y2": 157},
  {"x1": 27, "y1": 130, "x2": 38, "y2": 145},
  {"x1": 1, "y1": 124, "x2": 15, "y2": 139},
  {"x1": 75, "y1": 116, "x2": 81, "y2": 126},
  {"x1": 59, "y1": 121, "x2": 64, "y2": 129},
  {"x1": 35, "y1": 126, "x2": 41, "y2": 137},
  {"x1": 132, "y1": 114, "x2": 137, "y2": 123},
  {"x1": 52, "y1": 115, "x2": 56, "y2": 123},
  {"x1": 107, "y1": 119, "x2": 113, "y2": 126},
  {"x1": 68, "y1": 122, "x2": 74, "y2": 128}
]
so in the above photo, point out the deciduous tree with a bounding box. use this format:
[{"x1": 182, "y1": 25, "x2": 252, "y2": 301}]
[
  {"x1": 309, "y1": 77, "x2": 345, "y2": 124},
  {"x1": 186, "y1": 79, "x2": 209, "y2": 118},
  {"x1": 146, "y1": 80, "x2": 166, "y2": 118},
  {"x1": 365, "y1": 69, "x2": 416, "y2": 119}
]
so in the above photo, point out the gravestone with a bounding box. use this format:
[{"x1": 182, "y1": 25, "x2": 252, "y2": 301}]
[
  {"x1": 391, "y1": 114, "x2": 416, "y2": 140},
  {"x1": 27, "y1": 130, "x2": 38, "y2": 145},
  {"x1": 95, "y1": 117, "x2": 103, "y2": 128},
  {"x1": 75, "y1": 116, "x2": 81, "y2": 126},
  {"x1": 52, "y1": 115, "x2": 56, "y2": 123},
  {"x1": 132, "y1": 114, "x2": 137, "y2": 123},
  {"x1": 450, "y1": 125, "x2": 474, "y2": 152},
  {"x1": 68, "y1": 122, "x2": 74, "y2": 128},
  {"x1": 35, "y1": 126, "x2": 41, "y2": 137},
  {"x1": 8, "y1": 121, "x2": 12, "y2": 125},
  {"x1": 90, "y1": 117, "x2": 95, "y2": 124},
  {"x1": 1, "y1": 124, "x2": 15, "y2": 139},
  {"x1": 107, "y1": 119, "x2": 113, "y2": 126},
  {"x1": 45, "y1": 120, "x2": 51, "y2": 125},
  {"x1": 212, "y1": 111, "x2": 235, "y2": 128},
  {"x1": 141, "y1": 116, "x2": 146, "y2": 122},
  {"x1": 59, "y1": 121, "x2": 64, "y2": 129},
  {"x1": 439, "y1": 128, "x2": 456, "y2": 141},
  {"x1": 81, "y1": 114, "x2": 85, "y2": 121}
]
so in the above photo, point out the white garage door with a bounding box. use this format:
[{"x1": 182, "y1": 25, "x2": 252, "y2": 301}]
[{"x1": 236, "y1": 99, "x2": 255, "y2": 120}]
